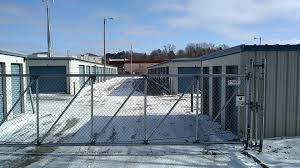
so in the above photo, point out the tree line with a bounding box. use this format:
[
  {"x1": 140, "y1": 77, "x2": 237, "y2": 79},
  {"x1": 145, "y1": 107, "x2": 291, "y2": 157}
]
[{"x1": 106, "y1": 42, "x2": 229, "y2": 61}]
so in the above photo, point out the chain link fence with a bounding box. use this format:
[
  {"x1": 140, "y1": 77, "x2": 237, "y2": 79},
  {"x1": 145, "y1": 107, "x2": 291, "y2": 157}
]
[{"x1": 0, "y1": 72, "x2": 264, "y2": 148}]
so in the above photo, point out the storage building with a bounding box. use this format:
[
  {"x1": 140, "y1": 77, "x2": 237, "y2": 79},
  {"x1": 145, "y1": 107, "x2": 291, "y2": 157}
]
[
  {"x1": 0, "y1": 50, "x2": 27, "y2": 121},
  {"x1": 148, "y1": 44, "x2": 300, "y2": 138},
  {"x1": 148, "y1": 57, "x2": 202, "y2": 94},
  {"x1": 26, "y1": 57, "x2": 117, "y2": 94}
]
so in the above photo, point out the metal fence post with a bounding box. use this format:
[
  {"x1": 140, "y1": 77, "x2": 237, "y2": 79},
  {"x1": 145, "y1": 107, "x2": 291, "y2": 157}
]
[
  {"x1": 73, "y1": 82, "x2": 76, "y2": 95},
  {"x1": 191, "y1": 85, "x2": 194, "y2": 112},
  {"x1": 35, "y1": 77, "x2": 40, "y2": 145},
  {"x1": 250, "y1": 59, "x2": 254, "y2": 148},
  {"x1": 195, "y1": 77, "x2": 200, "y2": 143},
  {"x1": 244, "y1": 67, "x2": 250, "y2": 140},
  {"x1": 200, "y1": 63, "x2": 204, "y2": 117},
  {"x1": 259, "y1": 58, "x2": 267, "y2": 152},
  {"x1": 91, "y1": 76, "x2": 94, "y2": 143},
  {"x1": 144, "y1": 76, "x2": 148, "y2": 144}
]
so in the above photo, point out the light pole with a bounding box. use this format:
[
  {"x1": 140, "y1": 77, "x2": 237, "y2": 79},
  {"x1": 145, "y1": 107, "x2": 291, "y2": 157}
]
[
  {"x1": 254, "y1": 37, "x2": 262, "y2": 45},
  {"x1": 43, "y1": 0, "x2": 54, "y2": 57},
  {"x1": 130, "y1": 43, "x2": 133, "y2": 74},
  {"x1": 103, "y1": 17, "x2": 114, "y2": 81}
]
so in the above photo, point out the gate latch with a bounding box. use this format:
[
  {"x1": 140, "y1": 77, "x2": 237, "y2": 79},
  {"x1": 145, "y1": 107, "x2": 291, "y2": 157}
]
[{"x1": 236, "y1": 95, "x2": 246, "y2": 107}]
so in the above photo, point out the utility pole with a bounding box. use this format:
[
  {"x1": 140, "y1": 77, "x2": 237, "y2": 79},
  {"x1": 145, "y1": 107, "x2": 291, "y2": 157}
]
[
  {"x1": 130, "y1": 43, "x2": 133, "y2": 74},
  {"x1": 43, "y1": 0, "x2": 53, "y2": 57},
  {"x1": 103, "y1": 17, "x2": 113, "y2": 81},
  {"x1": 254, "y1": 37, "x2": 262, "y2": 45}
]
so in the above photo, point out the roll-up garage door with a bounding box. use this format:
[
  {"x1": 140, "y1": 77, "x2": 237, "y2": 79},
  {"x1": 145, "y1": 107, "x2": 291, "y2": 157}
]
[
  {"x1": 86, "y1": 66, "x2": 91, "y2": 85},
  {"x1": 11, "y1": 64, "x2": 22, "y2": 116},
  {"x1": 178, "y1": 67, "x2": 201, "y2": 93},
  {"x1": 225, "y1": 66, "x2": 239, "y2": 134},
  {"x1": 212, "y1": 66, "x2": 222, "y2": 123},
  {"x1": 202, "y1": 67, "x2": 209, "y2": 115},
  {"x1": 29, "y1": 66, "x2": 67, "y2": 93},
  {"x1": 79, "y1": 65, "x2": 85, "y2": 87}
]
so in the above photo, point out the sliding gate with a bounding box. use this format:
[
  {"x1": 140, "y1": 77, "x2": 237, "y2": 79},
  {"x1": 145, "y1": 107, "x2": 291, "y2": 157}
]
[{"x1": 0, "y1": 63, "x2": 265, "y2": 150}]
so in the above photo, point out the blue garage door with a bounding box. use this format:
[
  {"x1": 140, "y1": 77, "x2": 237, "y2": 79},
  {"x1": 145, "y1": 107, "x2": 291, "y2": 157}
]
[
  {"x1": 0, "y1": 63, "x2": 4, "y2": 121},
  {"x1": 178, "y1": 67, "x2": 201, "y2": 93},
  {"x1": 11, "y1": 64, "x2": 22, "y2": 116},
  {"x1": 30, "y1": 66, "x2": 67, "y2": 93},
  {"x1": 79, "y1": 65, "x2": 85, "y2": 87}
]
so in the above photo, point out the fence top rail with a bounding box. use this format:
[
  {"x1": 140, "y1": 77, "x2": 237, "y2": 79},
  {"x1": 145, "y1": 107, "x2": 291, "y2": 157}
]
[{"x1": 0, "y1": 73, "x2": 247, "y2": 78}]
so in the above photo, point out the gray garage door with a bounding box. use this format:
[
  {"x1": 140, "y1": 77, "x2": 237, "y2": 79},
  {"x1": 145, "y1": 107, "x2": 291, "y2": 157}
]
[
  {"x1": 0, "y1": 63, "x2": 4, "y2": 121},
  {"x1": 100, "y1": 67, "x2": 103, "y2": 82},
  {"x1": 202, "y1": 67, "x2": 209, "y2": 115},
  {"x1": 30, "y1": 66, "x2": 67, "y2": 93},
  {"x1": 79, "y1": 65, "x2": 85, "y2": 87},
  {"x1": 96, "y1": 67, "x2": 100, "y2": 82},
  {"x1": 212, "y1": 66, "x2": 222, "y2": 123},
  {"x1": 91, "y1": 66, "x2": 96, "y2": 83},
  {"x1": 178, "y1": 67, "x2": 201, "y2": 93},
  {"x1": 226, "y1": 66, "x2": 239, "y2": 134},
  {"x1": 86, "y1": 66, "x2": 91, "y2": 85},
  {"x1": 11, "y1": 64, "x2": 22, "y2": 116}
]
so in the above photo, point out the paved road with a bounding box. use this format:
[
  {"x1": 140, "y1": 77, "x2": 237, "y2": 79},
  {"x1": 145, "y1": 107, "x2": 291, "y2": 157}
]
[{"x1": 0, "y1": 145, "x2": 259, "y2": 168}]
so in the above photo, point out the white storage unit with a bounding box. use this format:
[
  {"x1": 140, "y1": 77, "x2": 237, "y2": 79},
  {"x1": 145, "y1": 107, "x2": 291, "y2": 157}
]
[
  {"x1": 26, "y1": 57, "x2": 118, "y2": 95},
  {"x1": 0, "y1": 50, "x2": 26, "y2": 120}
]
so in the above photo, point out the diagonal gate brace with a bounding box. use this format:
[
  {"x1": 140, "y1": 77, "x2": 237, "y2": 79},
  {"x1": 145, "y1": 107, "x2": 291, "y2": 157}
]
[
  {"x1": 146, "y1": 78, "x2": 196, "y2": 141},
  {"x1": 39, "y1": 77, "x2": 91, "y2": 144},
  {"x1": 0, "y1": 77, "x2": 38, "y2": 127},
  {"x1": 91, "y1": 79, "x2": 143, "y2": 144}
]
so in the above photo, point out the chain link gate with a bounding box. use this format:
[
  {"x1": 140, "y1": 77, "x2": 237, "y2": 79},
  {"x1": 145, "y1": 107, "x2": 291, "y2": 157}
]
[
  {"x1": 0, "y1": 65, "x2": 265, "y2": 150},
  {"x1": 244, "y1": 58, "x2": 266, "y2": 152}
]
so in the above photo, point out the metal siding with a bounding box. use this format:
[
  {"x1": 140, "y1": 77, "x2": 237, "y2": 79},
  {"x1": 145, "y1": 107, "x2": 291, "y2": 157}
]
[
  {"x1": 286, "y1": 51, "x2": 298, "y2": 136},
  {"x1": 297, "y1": 53, "x2": 300, "y2": 135},
  {"x1": 11, "y1": 64, "x2": 22, "y2": 115},
  {"x1": 275, "y1": 51, "x2": 288, "y2": 136},
  {"x1": 265, "y1": 51, "x2": 277, "y2": 138},
  {"x1": 177, "y1": 67, "x2": 201, "y2": 93},
  {"x1": 29, "y1": 66, "x2": 67, "y2": 93}
]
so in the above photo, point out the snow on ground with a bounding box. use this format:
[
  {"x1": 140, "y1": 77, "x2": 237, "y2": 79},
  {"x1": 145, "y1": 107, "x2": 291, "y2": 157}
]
[
  {"x1": 0, "y1": 77, "x2": 236, "y2": 144},
  {"x1": 247, "y1": 137, "x2": 300, "y2": 167},
  {"x1": 0, "y1": 144, "x2": 260, "y2": 168}
]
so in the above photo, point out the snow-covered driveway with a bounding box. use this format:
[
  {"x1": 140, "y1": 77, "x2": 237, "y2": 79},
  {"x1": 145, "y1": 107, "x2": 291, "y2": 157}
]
[{"x1": 0, "y1": 145, "x2": 260, "y2": 168}]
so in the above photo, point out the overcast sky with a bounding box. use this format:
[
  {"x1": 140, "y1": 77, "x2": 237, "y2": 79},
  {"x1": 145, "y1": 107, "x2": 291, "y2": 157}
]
[{"x1": 1, "y1": 0, "x2": 300, "y2": 55}]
